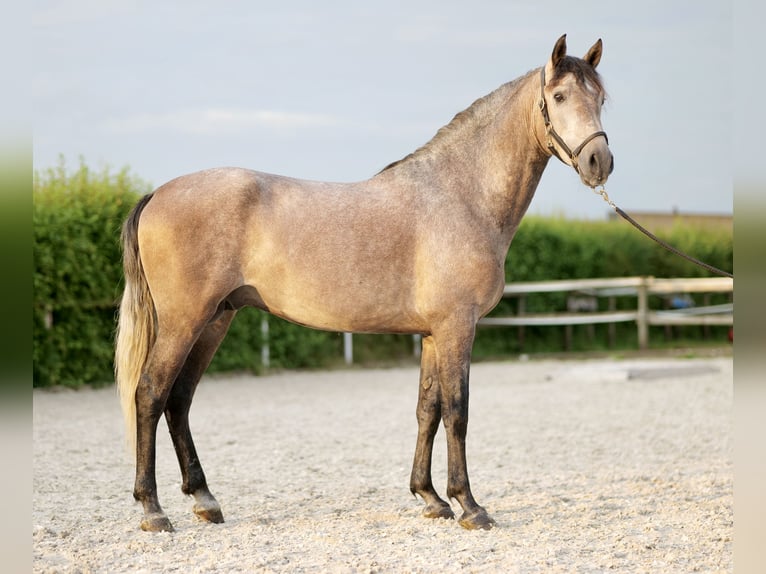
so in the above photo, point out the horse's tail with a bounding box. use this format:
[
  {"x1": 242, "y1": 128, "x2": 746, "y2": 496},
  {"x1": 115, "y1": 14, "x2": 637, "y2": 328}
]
[{"x1": 115, "y1": 192, "x2": 156, "y2": 456}]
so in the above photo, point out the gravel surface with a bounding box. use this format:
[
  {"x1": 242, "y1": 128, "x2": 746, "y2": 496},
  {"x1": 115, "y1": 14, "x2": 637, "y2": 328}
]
[{"x1": 33, "y1": 356, "x2": 732, "y2": 573}]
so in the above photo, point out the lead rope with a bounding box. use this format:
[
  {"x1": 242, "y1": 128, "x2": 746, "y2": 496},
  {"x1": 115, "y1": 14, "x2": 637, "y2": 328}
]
[{"x1": 592, "y1": 186, "x2": 733, "y2": 279}]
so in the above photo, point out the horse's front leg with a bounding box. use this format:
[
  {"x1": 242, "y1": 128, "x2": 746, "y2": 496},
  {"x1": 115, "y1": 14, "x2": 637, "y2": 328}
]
[
  {"x1": 410, "y1": 335, "x2": 454, "y2": 520},
  {"x1": 434, "y1": 323, "x2": 496, "y2": 530}
]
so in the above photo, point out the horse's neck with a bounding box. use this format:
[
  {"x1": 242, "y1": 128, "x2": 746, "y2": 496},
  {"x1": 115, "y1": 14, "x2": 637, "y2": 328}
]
[
  {"x1": 477, "y1": 74, "x2": 550, "y2": 238},
  {"x1": 377, "y1": 70, "x2": 549, "y2": 242}
]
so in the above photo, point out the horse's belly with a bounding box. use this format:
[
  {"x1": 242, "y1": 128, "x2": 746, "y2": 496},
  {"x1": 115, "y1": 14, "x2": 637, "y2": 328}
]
[
  {"x1": 261, "y1": 283, "x2": 422, "y2": 334},
  {"x1": 244, "y1": 255, "x2": 423, "y2": 334}
]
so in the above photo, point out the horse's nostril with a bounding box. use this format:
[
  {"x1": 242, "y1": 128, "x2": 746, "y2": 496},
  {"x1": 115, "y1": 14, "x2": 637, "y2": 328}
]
[
  {"x1": 609, "y1": 155, "x2": 614, "y2": 174},
  {"x1": 589, "y1": 153, "x2": 599, "y2": 170}
]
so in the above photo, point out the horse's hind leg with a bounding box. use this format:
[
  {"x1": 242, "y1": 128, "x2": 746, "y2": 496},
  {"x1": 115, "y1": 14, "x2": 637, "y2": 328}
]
[
  {"x1": 134, "y1": 326, "x2": 204, "y2": 532},
  {"x1": 164, "y1": 309, "x2": 236, "y2": 525},
  {"x1": 410, "y1": 336, "x2": 455, "y2": 520}
]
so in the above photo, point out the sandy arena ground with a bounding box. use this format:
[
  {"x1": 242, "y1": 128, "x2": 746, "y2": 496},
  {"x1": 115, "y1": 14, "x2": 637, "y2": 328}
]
[{"x1": 33, "y1": 356, "x2": 732, "y2": 573}]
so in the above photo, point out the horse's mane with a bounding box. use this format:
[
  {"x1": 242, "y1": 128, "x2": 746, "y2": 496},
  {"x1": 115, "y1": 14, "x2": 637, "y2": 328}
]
[
  {"x1": 549, "y1": 56, "x2": 605, "y2": 93},
  {"x1": 378, "y1": 69, "x2": 539, "y2": 174},
  {"x1": 378, "y1": 58, "x2": 603, "y2": 174}
]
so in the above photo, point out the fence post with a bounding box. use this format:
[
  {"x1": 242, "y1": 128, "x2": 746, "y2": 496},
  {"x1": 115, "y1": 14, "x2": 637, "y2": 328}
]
[
  {"x1": 412, "y1": 334, "x2": 422, "y2": 359},
  {"x1": 637, "y1": 277, "x2": 649, "y2": 350},
  {"x1": 517, "y1": 294, "x2": 526, "y2": 351},
  {"x1": 260, "y1": 316, "x2": 270, "y2": 369},
  {"x1": 343, "y1": 332, "x2": 353, "y2": 365}
]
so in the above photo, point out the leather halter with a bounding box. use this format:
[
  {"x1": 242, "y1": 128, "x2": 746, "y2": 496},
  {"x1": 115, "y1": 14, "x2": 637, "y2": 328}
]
[{"x1": 538, "y1": 67, "x2": 608, "y2": 174}]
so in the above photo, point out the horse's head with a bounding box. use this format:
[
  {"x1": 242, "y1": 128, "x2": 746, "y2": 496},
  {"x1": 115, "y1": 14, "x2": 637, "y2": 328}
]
[{"x1": 539, "y1": 34, "x2": 613, "y2": 188}]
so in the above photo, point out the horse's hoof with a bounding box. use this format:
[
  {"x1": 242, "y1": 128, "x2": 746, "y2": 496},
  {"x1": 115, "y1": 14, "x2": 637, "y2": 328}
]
[
  {"x1": 193, "y1": 502, "x2": 224, "y2": 524},
  {"x1": 140, "y1": 513, "x2": 174, "y2": 532},
  {"x1": 422, "y1": 502, "x2": 455, "y2": 520},
  {"x1": 458, "y1": 508, "x2": 496, "y2": 530}
]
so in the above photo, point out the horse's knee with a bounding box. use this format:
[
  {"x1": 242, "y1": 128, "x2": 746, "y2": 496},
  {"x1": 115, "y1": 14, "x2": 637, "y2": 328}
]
[
  {"x1": 416, "y1": 397, "x2": 440, "y2": 426},
  {"x1": 449, "y1": 415, "x2": 468, "y2": 436},
  {"x1": 441, "y1": 400, "x2": 468, "y2": 436}
]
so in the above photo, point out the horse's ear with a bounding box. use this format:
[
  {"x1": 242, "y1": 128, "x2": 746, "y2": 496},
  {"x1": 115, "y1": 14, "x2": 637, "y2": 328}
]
[
  {"x1": 584, "y1": 39, "x2": 603, "y2": 69},
  {"x1": 551, "y1": 34, "x2": 567, "y2": 68}
]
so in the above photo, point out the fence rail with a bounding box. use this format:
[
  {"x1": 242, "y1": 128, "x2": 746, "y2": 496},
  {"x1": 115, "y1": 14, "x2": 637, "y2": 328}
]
[{"x1": 478, "y1": 276, "x2": 733, "y2": 350}]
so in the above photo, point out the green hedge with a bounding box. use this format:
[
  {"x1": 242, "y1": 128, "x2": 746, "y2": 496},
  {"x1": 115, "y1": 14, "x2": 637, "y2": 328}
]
[
  {"x1": 33, "y1": 162, "x2": 732, "y2": 387},
  {"x1": 33, "y1": 160, "x2": 147, "y2": 387}
]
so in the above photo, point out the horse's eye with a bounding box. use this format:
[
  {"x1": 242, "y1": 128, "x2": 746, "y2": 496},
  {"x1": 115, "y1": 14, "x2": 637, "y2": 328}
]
[{"x1": 553, "y1": 93, "x2": 565, "y2": 103}]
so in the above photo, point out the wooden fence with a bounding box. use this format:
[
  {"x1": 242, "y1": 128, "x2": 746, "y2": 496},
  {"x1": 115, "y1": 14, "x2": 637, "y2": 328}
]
[
  {"x1": 330, "y1": 276, "x2": 733, "y2": 365},
  {"x1": 478, "y1": 276, "x2": 733, "y2": 351}
]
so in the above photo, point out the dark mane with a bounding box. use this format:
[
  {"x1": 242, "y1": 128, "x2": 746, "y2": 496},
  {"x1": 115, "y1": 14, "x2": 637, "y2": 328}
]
[{"x1": 378, "y1": 69, "x2": 539, "y2": 174}]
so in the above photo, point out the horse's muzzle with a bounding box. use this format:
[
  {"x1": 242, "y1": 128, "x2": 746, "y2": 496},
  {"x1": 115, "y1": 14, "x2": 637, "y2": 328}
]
[{"x1": 578, "y1": 140, "x2": 613, "y2": 188}]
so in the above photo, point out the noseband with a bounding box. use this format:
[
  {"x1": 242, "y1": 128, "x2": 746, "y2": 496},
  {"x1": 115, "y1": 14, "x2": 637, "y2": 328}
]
[{"x1": 538, "y1": 67, "x2": 608, "y2": 174}]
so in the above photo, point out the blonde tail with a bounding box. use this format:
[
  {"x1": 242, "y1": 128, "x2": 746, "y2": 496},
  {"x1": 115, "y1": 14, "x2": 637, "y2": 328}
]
[{"x1": 114, "y1": 193, "x2": 156, "y2": 456}]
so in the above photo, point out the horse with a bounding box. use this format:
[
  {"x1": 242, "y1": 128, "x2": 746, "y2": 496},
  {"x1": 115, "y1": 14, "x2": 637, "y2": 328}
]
[{"x1": 115, "y1": 34, "x2": 613, "y2": 532}]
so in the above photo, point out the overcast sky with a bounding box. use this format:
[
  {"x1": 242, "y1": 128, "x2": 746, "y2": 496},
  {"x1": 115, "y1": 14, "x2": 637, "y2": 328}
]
[{"x1": 32, "y1": 0, "x2": 731, "y2": 219}]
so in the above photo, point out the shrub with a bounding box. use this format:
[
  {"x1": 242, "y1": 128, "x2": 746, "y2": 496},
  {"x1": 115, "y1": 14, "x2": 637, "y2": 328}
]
[{"x1": 33, "y1": 159, "x2": 147, "y2": 387}]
